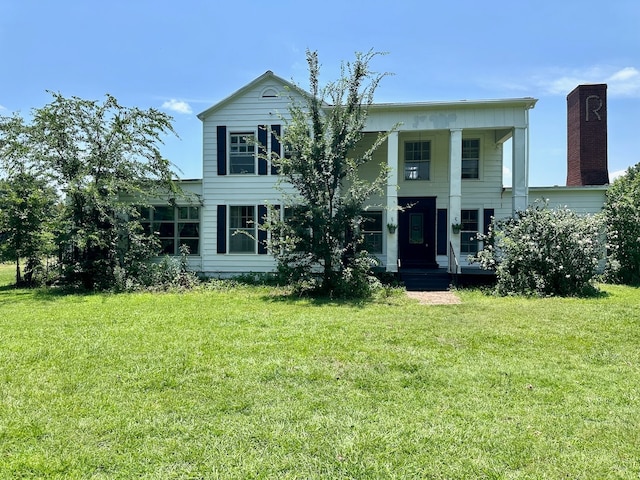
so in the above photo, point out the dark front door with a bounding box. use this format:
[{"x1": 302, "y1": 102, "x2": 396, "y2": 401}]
[{"x1": 398, "y1": 196, "x2": 438, "y2": 268}]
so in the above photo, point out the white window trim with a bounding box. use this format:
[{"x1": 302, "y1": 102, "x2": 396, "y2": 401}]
[
  {"x1": 228, "y1": 204, "x2": 257, "y2": 254},
  {"x1": 462, "y1": 137, "x2": 481, "y2": 180},
  {"x1": 361, "y1": 210, "x2": 384, "y2": 255},
  {"x1": 228, "y1": 130, "x2": 257, "y2": 175},
  {"x1": 403, "y1": 138, "x2": 432, "y2": 181},
  {"x1": 141, "y1": 205, "x2": 200, "y2": 256},
  {"x1": 260, "y1": 87, "x2": 279, "y2": 98},
  {"x1": 460, "y1": 209, "x2": 479, "y2": 256}
]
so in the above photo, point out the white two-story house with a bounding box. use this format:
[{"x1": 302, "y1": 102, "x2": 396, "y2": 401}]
[{"x1": 156, "y1": 71, "x2": 608, "y2": 278}]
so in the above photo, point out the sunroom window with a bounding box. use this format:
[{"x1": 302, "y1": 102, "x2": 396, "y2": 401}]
[
  {"x1": 139, "y1": 205, "x2": 200, "y2": 255},
  {"x1": 177, "y1": 206, "x2": 200, "y2": 256}
]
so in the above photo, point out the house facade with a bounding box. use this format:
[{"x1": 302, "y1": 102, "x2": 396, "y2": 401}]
[{"x1": 167, "y1": 72, "x2": 608, "y2": 276}]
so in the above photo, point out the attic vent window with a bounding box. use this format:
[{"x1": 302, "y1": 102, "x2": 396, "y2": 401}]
[{"x1": 261, "y1": 88, "x2": 278, "y2": 98}]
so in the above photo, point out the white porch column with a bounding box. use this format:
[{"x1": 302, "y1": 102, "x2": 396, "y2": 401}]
[
  {"x1": 449, "y1": 129, "x2": 462, "y2": 265},
  {"x1": 386, "y1": 131, "x2": 399, "y2": 272},
  {"x1": 511, "y1": 127, "x2": 528, "y2": 214}
]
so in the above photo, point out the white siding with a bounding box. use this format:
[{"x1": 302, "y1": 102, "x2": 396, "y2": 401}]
[
  {"x1": 364, "y1": 102, "x2": 533, "y2": 132},
  {"x1": 200, "y1": 76, "x2": 306, "y2": 274},
  {"x1": 528, "y1": 186, "x2": 607, "y2": 214},
  {"x1": 496, "y1": 186, "x2": 608, "y2": 218}
]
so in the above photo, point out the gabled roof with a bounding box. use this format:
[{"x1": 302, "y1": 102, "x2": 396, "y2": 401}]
[
  {"x1": 196, "y1": 71, "x2": 303, "y2": 120},
  {"x1": 197, "y1": 70, "x2": 538, "y2": 121}
]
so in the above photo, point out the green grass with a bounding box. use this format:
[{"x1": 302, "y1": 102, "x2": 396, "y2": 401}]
[{"x1": 1, "y1": 263, "x2": 639, "y2": 478}]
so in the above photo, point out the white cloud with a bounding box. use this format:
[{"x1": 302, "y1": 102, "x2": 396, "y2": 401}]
[
  {"x1": 606, "y1": 67, "x2": 640, "y2": 96},
  {"x1": 0, "y1": 104, "x2": 7, "y2": 113},
  {"x1": 503, "y1": 165, "x2": 512, "y2": 187},
  {"x1": 537, "y1": 66, "x2": 640, "y2": 98},
  {"x1": 608, "y1": 66, "x2": 638, "y2": 82},
  {"x1": 610, "y1": 169, "x2": 628, "y2": 181},
  {"x1": 161, "y1": 99, "x2": 193, "y2": 114}
]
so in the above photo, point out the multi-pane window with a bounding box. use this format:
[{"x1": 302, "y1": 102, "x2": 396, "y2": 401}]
[
  {"x1": 462, "y1": 139, "x2": 480, "y2": 179},
  {"x1": 229, "y1": 206, "x2": 256, "y2": 253},
  {"x1": 460, "y1": 209, "x2": 479, "y2": 255},
  {"x1": 404, "y1": 141, "x2": 431, "y2": 180},
  {"x1": 229, "y1": 132, "x2": 255, "y2": 174},
  {"x1": 177, "y1": 206, "x2": 200, "y2": 255},
  {"x1": 140, "y1": 205, "x2": 200, "y2": 255},
  {"x1": 361, "y1": 211, "x2": 383, "y2": 254}
]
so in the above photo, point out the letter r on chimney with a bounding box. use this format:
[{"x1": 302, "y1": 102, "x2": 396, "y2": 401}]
[{"x1": 586, "y1": 95, "x2": 602, "y2": 121}]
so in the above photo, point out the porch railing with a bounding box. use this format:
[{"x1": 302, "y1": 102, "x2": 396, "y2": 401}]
[{"x1": 448, "y1": 241, "x2": 460, "y2": 275}]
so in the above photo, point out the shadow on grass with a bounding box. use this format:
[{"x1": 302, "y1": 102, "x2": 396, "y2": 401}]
[
  {"x1": 218, "y1": 272, "x2": 405, "y2": 308},
  {"x1": 0, "y1": 282, "x2": 100, "y2": 305},
  {"x1": 585, "y1": 288, "x2": 612, "y2": 299},
  {"x1": 457, "y1": 283, "x2": 614, "y2": 300},
  {"x1": 0, "y1": 284, "x2": 36, "y2": 304},
  {"x1": 258, "y1": 291, "x2": 377, "y2": 308}
]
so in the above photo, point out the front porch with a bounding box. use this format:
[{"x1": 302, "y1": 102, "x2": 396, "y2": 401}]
[{"x1": 364, "y1": 99, "x2": 535, "y2": 274}]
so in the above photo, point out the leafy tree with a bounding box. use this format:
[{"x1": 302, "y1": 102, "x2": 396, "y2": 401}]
[
  {"x1": 0, "y1": 173, "x2": 57, "y2": 286},
  {"x1": 473, "y1": 202, "x2": 605, "y2": 296},
  {"x1": 604, "y1": 163, "x2": 640, "y2": 284},
  {"x1": 1, "y1": 93, "x2": 179, "y2": 290},
  {"x1": 266, "y1": 50, "x2": 392, "y2": 297},
  {"x1": 0, "y1": 114, "x2": 58, "y2": 286}
]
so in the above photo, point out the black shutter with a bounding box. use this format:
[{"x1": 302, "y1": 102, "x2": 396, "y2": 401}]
[
  {"x1": 258, "y1": 205, "x2": 268, "y2": 254},
  {"x1": 437, "y1": 209, "x2": 448, "y2": 256},
  {"x1": 258, "y1": 125, "x2": 268, "y2": 175},
  {"x1": 270, "y1": 124, "x2": 281, "y2": 175},
  {"x1": 217, "y1": 205, "x2": 227, "y2": 254},
  {"x1": 483, "y1": 208, "x2": 494, "y2": 235},
  {"x1": 217, "y1": 126, "x2": 227, "y2": 176}
]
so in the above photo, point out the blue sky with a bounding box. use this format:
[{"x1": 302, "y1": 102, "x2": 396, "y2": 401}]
[{"x1": 1, "y1": 0, "x2": 638, "y2": 186}]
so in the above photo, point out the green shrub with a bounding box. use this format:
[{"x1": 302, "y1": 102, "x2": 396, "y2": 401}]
[
  {"x1": 473, "y1": 202, "x2": 605, "y2": 297},
  {"x1": 604, "y1": 163, "x2": 640, "y2": 285},
  {"x1": 332, "y1": 251, "x2": 382, "y2": 299},
  {"x1": 113, "y1": 244, "x2": 199, "y2": 292}
]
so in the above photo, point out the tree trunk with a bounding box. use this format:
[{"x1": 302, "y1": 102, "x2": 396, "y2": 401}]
[{"x1": 15, "y1": 257, "x2": 21, "y2": 286}]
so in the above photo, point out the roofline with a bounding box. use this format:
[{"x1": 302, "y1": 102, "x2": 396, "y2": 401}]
[
  {"x1": 197, "y1": 70, "x2": 538, "y2": 120},
  {"x1": 197, "y1": 70, "x2": 304, "y2": 120},
  {"x1": 175, "y1": 178, "x2": 202, "y2": 183},
  {"x1": 368, "y1": 97, "x2": 538, "y2": 110},
  {"x1": 503, "y1": 184, "x2": 609, "y2": 191},
  {"x1": 528, "y1": 185, "x2": 609, "y2": 190}
]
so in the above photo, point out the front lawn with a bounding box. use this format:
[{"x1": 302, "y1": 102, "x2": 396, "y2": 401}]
[{"x1": 1, "y1": 264, "x2": 639, "y2": 478}]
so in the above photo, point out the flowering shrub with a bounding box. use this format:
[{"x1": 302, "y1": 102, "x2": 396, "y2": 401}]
[
  {"x1": 473, "y1": 202, "x2": 605, "y2": 296},
  {"x1": 604, "y1": 163, "x2": 640, "y2": 285}
]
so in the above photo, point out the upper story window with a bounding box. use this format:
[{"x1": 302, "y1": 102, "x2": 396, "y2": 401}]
[
  {"x1": 462, "y1": 139, "x2": 480, "y2": 179},
  {"x1": 404, "y1": 141, "x2": 430, "y2": 180},
  {"x1": 229, "y1": 132, "x2": 256, "y2": 174}
]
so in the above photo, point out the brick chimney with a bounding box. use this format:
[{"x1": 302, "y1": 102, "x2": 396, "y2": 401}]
[{"x1": 566, "y1": 84, "x2": 609, "y2": 186}]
